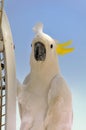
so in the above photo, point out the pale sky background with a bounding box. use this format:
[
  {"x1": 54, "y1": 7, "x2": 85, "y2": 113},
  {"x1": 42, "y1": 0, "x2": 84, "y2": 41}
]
[{"x1": 4, "y1": 0, "x2": 86, "y2": 130}]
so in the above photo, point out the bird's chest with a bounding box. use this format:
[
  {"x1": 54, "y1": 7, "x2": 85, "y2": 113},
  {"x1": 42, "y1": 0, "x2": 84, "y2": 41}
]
[
  {"x1": 25, "y1": 92, "x2": 48, "y2": 115},
  {"x1": 20, "y1": 82, "x2": 49, "y2": 129}
]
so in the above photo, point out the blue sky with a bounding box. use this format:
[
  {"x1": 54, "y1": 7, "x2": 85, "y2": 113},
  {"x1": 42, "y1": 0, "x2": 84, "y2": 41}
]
[{"x1": 4, "y1": 0, "x2": 86, "y2": 130}]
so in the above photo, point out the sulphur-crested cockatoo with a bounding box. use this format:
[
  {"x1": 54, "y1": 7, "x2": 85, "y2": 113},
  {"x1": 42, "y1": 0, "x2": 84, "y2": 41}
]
[{"x1": 18, "y1": 23, "x2": 74, "y2": 130}]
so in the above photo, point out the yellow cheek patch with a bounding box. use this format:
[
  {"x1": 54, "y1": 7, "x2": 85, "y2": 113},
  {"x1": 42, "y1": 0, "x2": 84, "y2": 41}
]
[{"x1": 56, "y1": 40, "x2": 74, "y2": 55}]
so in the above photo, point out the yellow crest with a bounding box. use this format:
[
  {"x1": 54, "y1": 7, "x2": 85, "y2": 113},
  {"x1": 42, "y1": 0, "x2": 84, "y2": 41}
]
[{"x1": 56, "y1": 40, "x2": 74, "y2": 55}]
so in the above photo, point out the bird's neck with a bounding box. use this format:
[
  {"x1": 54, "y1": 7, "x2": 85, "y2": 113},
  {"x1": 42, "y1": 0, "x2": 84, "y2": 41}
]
[{"x1": 30, "y1": 59, "x2": 60, "y2": 83}]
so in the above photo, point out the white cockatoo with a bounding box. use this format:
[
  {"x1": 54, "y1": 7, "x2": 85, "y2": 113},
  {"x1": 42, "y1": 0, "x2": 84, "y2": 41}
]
[{"x1": 18, "y1": 23, "x2": 74, "y2": 130}]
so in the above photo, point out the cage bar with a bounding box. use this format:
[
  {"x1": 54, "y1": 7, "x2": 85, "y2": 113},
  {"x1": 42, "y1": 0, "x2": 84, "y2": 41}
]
[{"x1": 0, "y1": 2, "x2": 16, "y2": 130}]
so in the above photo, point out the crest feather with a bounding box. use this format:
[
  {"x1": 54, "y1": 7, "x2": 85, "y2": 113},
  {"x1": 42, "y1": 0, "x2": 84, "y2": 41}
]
[{"x1": 33, "y1": 23, "x2": 43, "y2": 34}]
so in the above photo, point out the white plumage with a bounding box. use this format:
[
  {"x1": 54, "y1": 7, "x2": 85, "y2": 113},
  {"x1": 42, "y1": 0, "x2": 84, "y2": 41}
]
[{"x1": 18, "y1": 23, "x2": 73, "y2": 130}]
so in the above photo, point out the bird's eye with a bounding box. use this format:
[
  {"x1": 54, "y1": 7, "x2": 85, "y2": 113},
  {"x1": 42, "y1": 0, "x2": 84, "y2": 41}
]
[
  {"x1": 50, "y1": 44, "x2": 53, "y2": 48},
  {"x1": 31, "y1": 44, "x2": 32, "y2": 47}
]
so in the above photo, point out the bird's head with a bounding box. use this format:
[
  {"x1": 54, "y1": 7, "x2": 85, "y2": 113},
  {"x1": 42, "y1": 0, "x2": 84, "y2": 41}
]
[
  {"x1": 30, "y1": 23, "x2": 74, "y2": 73},
  {"x1": 31, "y1": 23, "x2": 57, "y2": 64}
]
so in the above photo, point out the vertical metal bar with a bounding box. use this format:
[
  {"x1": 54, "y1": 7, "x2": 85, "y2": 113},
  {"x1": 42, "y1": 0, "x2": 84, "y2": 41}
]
[
  {"x1": 0, "y1": 1, "x2": 16, "y2": 129},
  {"x1": 0, "y1": 43, "x2": 6, "y2": 130},
  {"x1": 0, "y1": 47, "x2": 1, "y2": 129},
  {"x1": 0, "y1": 53, "x2": 2, "y2": 130},
  {"x1": 0, "y1": 0, "x2": 4, "y2": 26},
  {"x1": 1, "y1": 11, "x2": 16, "y2": 130},
  {"x1": 3, "y1": 52, "x2": 6, "y2": 130},
  {"x1": 0, "y1": 1, "x2": 5, "y2": 129},
  {"x1": 0, "y1": 51, "x2": 6, "y2": 130}
]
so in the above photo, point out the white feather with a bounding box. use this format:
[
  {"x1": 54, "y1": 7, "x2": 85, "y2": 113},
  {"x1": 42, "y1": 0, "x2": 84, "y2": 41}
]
[
  {"x1": 33, "y1": 23, "x2": 43, "y2": 34},
  {"x1": 18, "y1": 23, "x2": 73, "y2": 130}
]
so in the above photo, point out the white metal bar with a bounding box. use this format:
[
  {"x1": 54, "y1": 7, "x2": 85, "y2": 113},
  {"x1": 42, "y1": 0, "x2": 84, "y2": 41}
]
[{"x1": 1, "y1": 11, "x2": 16, "y2": 130}]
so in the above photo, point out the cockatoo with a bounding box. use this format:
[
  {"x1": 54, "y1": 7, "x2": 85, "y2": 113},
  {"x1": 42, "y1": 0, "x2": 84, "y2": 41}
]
[{"x1": 18, "y1": 23, "x2": 74, "y2": 130}]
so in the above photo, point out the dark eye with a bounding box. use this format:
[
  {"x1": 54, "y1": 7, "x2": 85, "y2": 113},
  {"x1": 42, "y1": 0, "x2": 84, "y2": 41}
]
[
  {"x1": 31, "y1": 44, "x2": 32, "y2": 47},
  {"x1": 50, "y1": 44, "x2": 53, "y2": 48}
]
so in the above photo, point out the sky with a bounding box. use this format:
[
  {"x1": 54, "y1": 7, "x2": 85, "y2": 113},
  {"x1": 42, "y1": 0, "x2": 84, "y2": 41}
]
[{"x1": 4, "y1": 0, "x2": 86, "y2": 130}]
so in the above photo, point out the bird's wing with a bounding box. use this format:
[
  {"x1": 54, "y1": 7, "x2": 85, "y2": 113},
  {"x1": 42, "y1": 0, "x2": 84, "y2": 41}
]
[
  {"x1": 23, "y1": 74, "x2": 31, "y2": 85},
  {"x1": 16, "y1": 79, "x2": 22, "y2": 97},
  {"x1": 16, "y1": 79, "x2": 23, "y2": 119},
  {"x1": 17, "y1": 74, "x2": 31, "y2": 119},
  {"x1": 45, "y1": 75, "x2": 73, "y2": 130}
]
